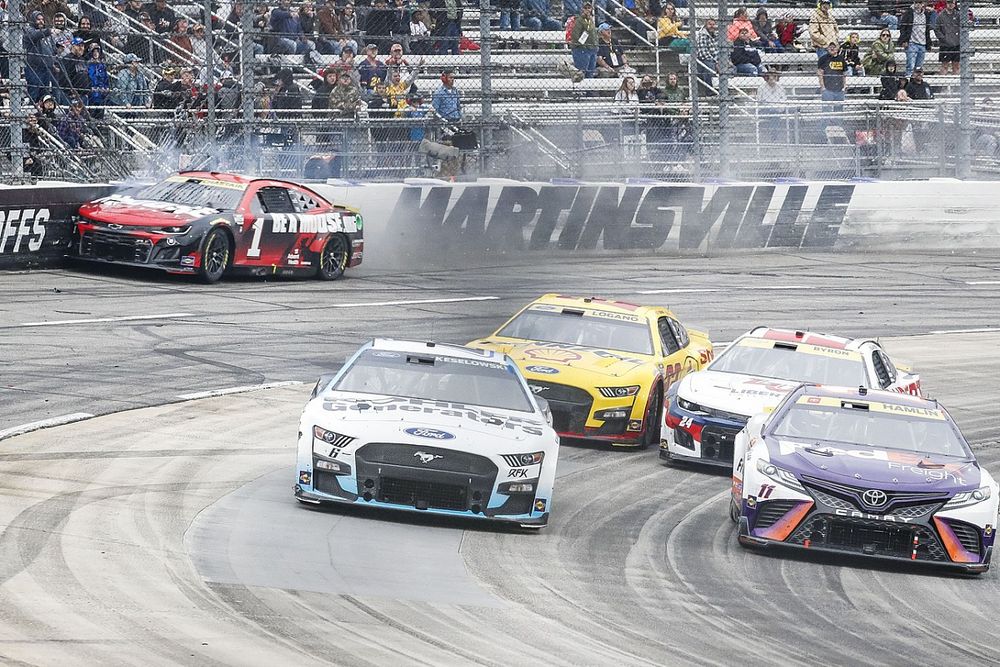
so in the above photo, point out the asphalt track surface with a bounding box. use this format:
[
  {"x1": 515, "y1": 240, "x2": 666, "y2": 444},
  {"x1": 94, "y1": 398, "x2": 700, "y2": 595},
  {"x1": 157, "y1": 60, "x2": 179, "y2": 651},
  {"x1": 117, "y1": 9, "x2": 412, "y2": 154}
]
[{"x1": 0, "y1": 249, "x2": 999, "y2": 665}]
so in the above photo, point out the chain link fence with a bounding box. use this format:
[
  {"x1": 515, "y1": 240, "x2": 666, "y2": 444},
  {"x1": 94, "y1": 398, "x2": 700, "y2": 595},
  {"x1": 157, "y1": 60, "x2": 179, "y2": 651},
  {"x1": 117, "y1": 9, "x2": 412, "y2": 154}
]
[{"x1": 0, "y1": 0, "x2": 996, "y2": 183}]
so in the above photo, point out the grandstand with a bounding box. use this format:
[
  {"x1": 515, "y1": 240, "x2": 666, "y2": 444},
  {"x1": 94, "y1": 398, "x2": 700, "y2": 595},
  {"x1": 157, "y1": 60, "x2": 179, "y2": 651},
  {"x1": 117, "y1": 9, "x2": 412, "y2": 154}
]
[{"x1": 1, "y1": 0, "x2": 998, "y2": 183}]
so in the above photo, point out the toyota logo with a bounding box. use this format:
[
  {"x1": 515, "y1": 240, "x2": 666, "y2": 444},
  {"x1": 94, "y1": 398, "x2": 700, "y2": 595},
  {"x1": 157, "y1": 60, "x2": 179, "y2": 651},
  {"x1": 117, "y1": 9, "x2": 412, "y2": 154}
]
[{"x1": 862, "y1": 489, "x2": 888, "y2": 508}]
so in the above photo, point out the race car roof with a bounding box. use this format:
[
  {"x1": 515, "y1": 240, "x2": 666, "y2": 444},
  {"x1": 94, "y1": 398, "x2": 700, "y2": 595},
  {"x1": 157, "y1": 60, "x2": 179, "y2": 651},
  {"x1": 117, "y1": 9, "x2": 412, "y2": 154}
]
[
  {"x1": 370, "y1": 338, "x2": 507, "y2": 363},
  {"x1": 747, "y1": 327, "x2": 854, "y2": 350},
  {"x1": 531, "y1": 293, "x2": 662, "y2": 318},
  {"x1": 175, "y1": 171, "x2": 318, "y2": 190},
  {"x1": 794, "y1": 383, "x2": 937, "y2": 409}
]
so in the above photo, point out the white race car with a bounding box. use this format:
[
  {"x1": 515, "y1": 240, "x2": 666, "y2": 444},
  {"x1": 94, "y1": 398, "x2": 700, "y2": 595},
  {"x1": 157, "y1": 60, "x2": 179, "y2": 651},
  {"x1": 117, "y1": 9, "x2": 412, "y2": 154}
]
[
  {"x1": 732, "y1": 384, "x2": 997, "y2": 573},
  {"x1": 662, "y1": 327, "x2": 921, "y2": 467},
  {"x1": 294, "y1": 339, "x2": 560, "y2": 527}
]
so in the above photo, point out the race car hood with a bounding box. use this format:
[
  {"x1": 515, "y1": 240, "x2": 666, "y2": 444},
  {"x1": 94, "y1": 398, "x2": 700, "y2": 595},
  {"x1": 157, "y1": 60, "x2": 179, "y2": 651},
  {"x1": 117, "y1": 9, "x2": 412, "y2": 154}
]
[
  {"x1": 469, "y1": 338, "x2": 649, "y2": 379},
  {"x1": 305, "y1": 391, "x2": 550, "y2": 445},
  {"x1": 677, "y1": 371, "x2": 799, "y2": 418},
  {"x1": 79, "y1": 194, "x2": 223, "y2": 227},
  {"x1": 764, "y1": 436, "x2": 982, "y2": 493}
]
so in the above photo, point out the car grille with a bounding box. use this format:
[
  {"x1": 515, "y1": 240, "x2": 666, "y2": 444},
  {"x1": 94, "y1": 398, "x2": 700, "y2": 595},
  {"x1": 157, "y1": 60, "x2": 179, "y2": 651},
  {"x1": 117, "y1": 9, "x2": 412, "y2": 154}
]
[
  {"x1": 673, "y1": 426, "x2": 695, "y2": 450},
  {"x1": 80, "y1": 230, "x2": 152, "y2": 263},
  {"x1": 378, "y1": 477, "x2": 468, "y2": 511},
  {"x1": 802, "y1": 477, "x2": 948, "y2": 515},
  {"x1": 357, "y1": 442, "x2": 495, "y2": 475},
  {"x1": 527, "y1": 381, "x2": 592, "y2": 434},
  {"x1": 754, "y1": 500, "x2": 799, "y2": 529},
  {"x1": 947, "y1": 521, "x2": 982, "y2": 556},
  {"x1": 700, "y1": 425, "x2": 739, "y2": 462},
  {"x1": 700, "y1": 406, "x2": 750, "y2": 423},
  {"x1": 788, "y1": 515, "x2": 947, "y2": 562}
]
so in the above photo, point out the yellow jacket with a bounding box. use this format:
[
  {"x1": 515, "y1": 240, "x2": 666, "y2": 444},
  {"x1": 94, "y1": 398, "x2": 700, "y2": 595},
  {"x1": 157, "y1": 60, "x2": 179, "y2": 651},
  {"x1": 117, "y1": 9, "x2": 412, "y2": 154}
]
[{"x1": 657, "y1": 16, "x2": 688, "y2": 40}]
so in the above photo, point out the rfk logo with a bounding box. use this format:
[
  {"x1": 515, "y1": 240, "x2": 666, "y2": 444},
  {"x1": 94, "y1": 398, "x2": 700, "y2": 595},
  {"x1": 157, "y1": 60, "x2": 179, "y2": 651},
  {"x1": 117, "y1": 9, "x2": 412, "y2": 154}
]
[
  {"x1": 524, "y1": 348, "x2": 582, "y2": 363},
  {"x1": 414, "y1": 451, "x2": 443, "y2": 464},
  {"x1": 508, "y1": 468, "x2": 528, "y2": 478}
]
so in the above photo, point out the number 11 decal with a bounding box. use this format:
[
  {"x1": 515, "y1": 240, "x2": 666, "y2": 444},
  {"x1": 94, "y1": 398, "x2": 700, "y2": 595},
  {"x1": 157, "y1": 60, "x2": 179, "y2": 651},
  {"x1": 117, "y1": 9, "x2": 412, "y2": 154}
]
[{"x1": 757, "y1": 484, "x2": 775, "y2": 499}]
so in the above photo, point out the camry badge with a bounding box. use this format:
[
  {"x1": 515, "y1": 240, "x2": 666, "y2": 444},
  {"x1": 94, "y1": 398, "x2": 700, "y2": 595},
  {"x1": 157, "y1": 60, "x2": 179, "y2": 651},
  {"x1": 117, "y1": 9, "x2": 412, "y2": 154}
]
[
  {"x1": 414, "y1": 451, "x2": 443, "y2": 464},
  {"x1": 862, "y1": 489, "x2": 888, "y2": 508}
]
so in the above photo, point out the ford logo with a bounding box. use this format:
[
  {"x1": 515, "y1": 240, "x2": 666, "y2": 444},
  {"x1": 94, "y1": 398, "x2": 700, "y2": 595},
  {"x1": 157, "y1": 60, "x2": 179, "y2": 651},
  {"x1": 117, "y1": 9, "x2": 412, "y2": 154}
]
[
  {"x1": 404, "y1": 427, "x2": 455, "y2": 440},
  {"x1": 526, "y1": 365, "x2": 559, "y2": 375}
]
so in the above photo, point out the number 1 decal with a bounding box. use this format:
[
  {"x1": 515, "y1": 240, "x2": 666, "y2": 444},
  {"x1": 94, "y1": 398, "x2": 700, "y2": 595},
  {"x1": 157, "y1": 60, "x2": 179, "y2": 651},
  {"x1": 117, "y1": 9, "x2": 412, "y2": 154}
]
[
  {"x1": 247, "y1": 218, "x2": 263, "y2": 258},
  {"x1": 757, "y1": 484, "x2": 775, "y2": 499}
]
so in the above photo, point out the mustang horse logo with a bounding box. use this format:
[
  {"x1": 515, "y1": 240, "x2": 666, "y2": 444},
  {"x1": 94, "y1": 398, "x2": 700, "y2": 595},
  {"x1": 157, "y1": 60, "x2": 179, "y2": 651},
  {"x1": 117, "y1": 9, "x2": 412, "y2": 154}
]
[{"x1": 414, "y1": 451, "x2": 444, "y2": 464}]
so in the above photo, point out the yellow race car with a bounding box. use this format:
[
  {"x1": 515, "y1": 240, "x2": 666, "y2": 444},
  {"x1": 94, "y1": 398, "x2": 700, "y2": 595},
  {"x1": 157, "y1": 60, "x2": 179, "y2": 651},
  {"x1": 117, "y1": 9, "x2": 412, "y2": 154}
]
[{"x1": 468, "y1": 294, "x2": 714, "y2": 448}]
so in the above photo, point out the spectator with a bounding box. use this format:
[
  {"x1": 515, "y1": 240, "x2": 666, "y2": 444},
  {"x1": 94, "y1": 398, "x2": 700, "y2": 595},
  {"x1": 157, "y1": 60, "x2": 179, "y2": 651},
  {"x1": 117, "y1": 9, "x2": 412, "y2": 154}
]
[
  {"x1": 112, "y1": 53, "x2": 150, "y2": 106},
  {"x1": 341, "y1": 5, "x2": 362, "y2": 50},
  {"x1": 316, "y1": 0, "x2": 344, "y2": 54},
  {"x1": 522, "y1": 0, "x2": 562, "y2": 31},
  {"x1": 386, "y1": 67, "x2": 415, "y2": 108},
  {"x1": 431, "y1": 69, "x2": 461, "y2": 122},
  {"x1": 751, "y1": 8, "x2": 782, "y2": 53},
  {"x1": 499, "y1": 0, "x2": 521, "y2": 31},
  {"x1": 270, "y1": 0, "x2": 311, "y2": 55},
  {"x1": 86, "y1": 44, "x2": 110, "y2": 112},
  {"x1": 58, "y1": 37, "x2": 92, "y2": 104},
  {"x1": 169, "y1": 17, "x2": 193, "y2": 57},
  {"x1": 330, "y1": 45, "x2": 360, "y2": 85},
  {"x1": 144, "y1": 0, "x2": 177, "y2": 34},
  {"x1": 899, "y1": 0, "x2": 932, "y2": 77},
  {"x1": 430, "y1": 0, "x2": 463, "y2": 56},
  {"x1": 563, "y1": 0, "x2": 582, "y2": 22},
  {"x1": 935, "y1": 0, "x2": 959, "y2": 75},
  {"x1": 132, "y1": 12, "x2": 159, "y2": 63},
  {"x1": 57, "y1": 97, "x2": 89, "y2": 148},
  {"x1": 809, "y1": 0, "x2": 839, "y2": 59},
  {"x1": 657, "y1": 4, "x2": 690, "y2": 51},
  {"x1": 774, "y1": 13, "x2": 801, "y2": 52},
  {"x1": 312, "y1": 68, "x2": 339, "y2": 108},
  {"x1": 869, "y1": 0, "x2": 900, "y2": 30},
  {"x1": 614, "y1": 75, "x2": 639, "y2": 104},
  {"x1": 152, "y1": 65, "x2": 182, "y2": 108},
  {"x1": 178, "y1": 68, "x2": 203, "y2": 109},
  {"x1": 731, "y1": 28, "x2": 765, "y2": 76},
  {"x1": 23, "y1": 113, "x2": 45, "y2": 177},
  {"x1": 409, "y1": 9, "x2": 431, "y2": 54},
  {"x1": 26, "y1": 0, "x2": 74, "y2": 25},
  {"x1": 841, "y1": 32, "x2": 864, "y2": 75},
  {"x1": 191, "y1": 23, "x2": 208, "y2": 63},
  {"x1": 101, "y1": 1, "x2": 129, "y2": 52},
  {"x1": 569, "y1": 2, "x2": 598, "y2": 79},
  {"x1": 904, "y1": 67, "x2": 933, "y2": 98},
  {"x1": 329, "y1": 71, "x2": 361, "y2": 117},
  {"x1": 51, "y1": 12, "x2": 73, "y2": 54},
  {"x1": 73, "y1": 15, "x2": 100, "y2": 51},
  {"x1": 24, "y1": 11, "x2": 58, "y2": 102},
  {"x1": 390, "y1": 0, "x2": 410, "y2": 45},
  {"x1": 271, "y1": 69, "x2": 302, "y2": 108},
  {"x1": 726, "y1": 7, "x2": 757, "y2": 43},
  {"x1": 365, "y1": 0, "x2": 395, "y2": 53},
  {"x1": 124, "y1": 0, "x2": 145, "y2": 25},
  {"x1": 694, "y1": 18, "x2": 718, "y2": 91},
  {"x1": 37, "y1": 94, "x2": 61, "y2": 133},
  {"x1": 662, "y1": 72, "x2": 685, "y2": 103},
  {"x1": 878, "y1": 60, "x2": 905, "y2": 99},
  {"x1": 385, "y1": 44, "x2": 420, "y2": 80},
  {"x1": 756, "y1": 71, "x2": 786, "y2": 141},
  {"x1": 402, "y1": 91, "x2": 430, "y2": 141},
  {"x1": 862, "y1": 28, "x2": 896, "y2": 75},
  {"x1": 596, "y1": 23, "x2": 627, "y2": 76},
  {"x1": 817, "y1": 40, "x2": 847, "y2": 108},
  {"x1": 637, "y1": 74, "x2": 661, "y2": 102},
  {"x1": 357, "y1": 43, "x2": 388, "y2": 89}
]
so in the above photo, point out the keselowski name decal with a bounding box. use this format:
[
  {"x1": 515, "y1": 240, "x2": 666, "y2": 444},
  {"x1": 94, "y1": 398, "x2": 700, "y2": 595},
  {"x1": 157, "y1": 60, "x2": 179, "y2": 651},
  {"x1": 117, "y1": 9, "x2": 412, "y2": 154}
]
[{"x1": 321, "y1": 396, "x2": 545, "y2": 435}]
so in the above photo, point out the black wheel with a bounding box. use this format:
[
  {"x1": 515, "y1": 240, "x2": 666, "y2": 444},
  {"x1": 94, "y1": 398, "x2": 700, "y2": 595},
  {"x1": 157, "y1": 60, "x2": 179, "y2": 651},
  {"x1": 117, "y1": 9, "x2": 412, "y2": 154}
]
[
  {"x1": 317, "y1": 233, "x2": 350, "y2": 281},
  {"x1": 636, "y1": 384, "x2": 663, "y2": 450},
  {"x1": 197, "y1": 227, "x2": 231, "y2": 284},
  {"x1": 729, "y1": 497, "x2": 741, "y2": 523}
]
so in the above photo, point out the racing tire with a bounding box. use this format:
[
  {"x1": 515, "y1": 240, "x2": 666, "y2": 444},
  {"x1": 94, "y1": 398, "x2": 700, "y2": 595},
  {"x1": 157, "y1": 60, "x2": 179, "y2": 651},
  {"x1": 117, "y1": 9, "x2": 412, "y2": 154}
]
[
  {"x1": 317, "y1": 233, "x2": 350, "y2": 281},
  {"x1": 636, "y1": 384, "x2": 663, "y2": 450},
  {"x1": 197, "y1": 227, "x2": 231, "y2": 284},
  {"x1": 729, "y1": 497, "x2": 741, "y2": 523}
]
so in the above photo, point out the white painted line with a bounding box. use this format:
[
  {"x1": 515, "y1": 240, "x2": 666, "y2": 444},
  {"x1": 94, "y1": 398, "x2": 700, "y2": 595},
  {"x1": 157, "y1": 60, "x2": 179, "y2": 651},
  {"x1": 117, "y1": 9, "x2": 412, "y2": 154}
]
[
  {"x1": 328, "y1": 296, "x2": 499, "y2": 308},
  {"x1": 177, "y1": 381, "x2": 304, "y2": 401},
  {"x1": 928, "y1": 327, "x2": 999, "y2": 335},
  {"x1": 15, "y1": 313, "x2": 194, "y2": 328},
  {"x1": 637, "y1": 286, "x2": 816, "y2": 295},
  {"x1": 965, "y1": 281, "x2": 1000, "y2": 285},
  {"x1": 0, "y1": 412, "x2": 95, "y2": 441}
]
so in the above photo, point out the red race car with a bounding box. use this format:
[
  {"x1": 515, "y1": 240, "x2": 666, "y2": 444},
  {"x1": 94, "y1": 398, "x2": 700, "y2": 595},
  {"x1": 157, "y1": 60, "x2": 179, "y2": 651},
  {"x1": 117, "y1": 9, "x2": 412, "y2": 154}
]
[{"x1": 71, "y1": 171, "x2": 363, "y2": 283}]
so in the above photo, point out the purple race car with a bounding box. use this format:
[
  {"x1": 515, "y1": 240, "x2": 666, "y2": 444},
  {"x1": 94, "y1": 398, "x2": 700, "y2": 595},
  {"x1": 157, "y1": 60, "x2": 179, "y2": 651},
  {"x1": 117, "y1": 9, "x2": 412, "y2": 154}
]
[{"x1": 731, "y1": 384, "x2": 998, "y2": 573}]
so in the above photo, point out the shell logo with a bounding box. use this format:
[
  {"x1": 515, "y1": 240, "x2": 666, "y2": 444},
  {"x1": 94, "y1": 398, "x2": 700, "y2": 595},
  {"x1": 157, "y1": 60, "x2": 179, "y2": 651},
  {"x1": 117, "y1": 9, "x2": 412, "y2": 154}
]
[{"x1": 524, "y1": 348, "x2": 583, "y2": 364}]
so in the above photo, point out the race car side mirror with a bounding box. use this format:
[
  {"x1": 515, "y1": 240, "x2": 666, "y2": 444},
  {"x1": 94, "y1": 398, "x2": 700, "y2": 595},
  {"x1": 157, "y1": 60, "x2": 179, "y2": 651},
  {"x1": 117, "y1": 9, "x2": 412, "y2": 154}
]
[
  {"x1": 535, "y1": 396, "x2": 554, "y2": 426},
  {"x1": 311, "y1": 373, "x2": 337, "y2": 399}
]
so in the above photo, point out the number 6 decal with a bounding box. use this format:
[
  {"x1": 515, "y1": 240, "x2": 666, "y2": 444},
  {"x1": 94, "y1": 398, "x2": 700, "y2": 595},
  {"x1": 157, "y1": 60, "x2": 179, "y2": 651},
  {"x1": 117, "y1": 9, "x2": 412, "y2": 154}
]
[{"x1": 247, "y1": 218, "x2": 263, "y2": 258}]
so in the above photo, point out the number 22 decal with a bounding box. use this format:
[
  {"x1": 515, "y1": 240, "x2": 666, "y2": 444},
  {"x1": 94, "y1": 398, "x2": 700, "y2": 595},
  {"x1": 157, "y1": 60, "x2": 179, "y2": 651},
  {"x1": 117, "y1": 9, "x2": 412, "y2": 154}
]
[{"x1": 757, "y1": 484, "x2": 775, "y2": 499}]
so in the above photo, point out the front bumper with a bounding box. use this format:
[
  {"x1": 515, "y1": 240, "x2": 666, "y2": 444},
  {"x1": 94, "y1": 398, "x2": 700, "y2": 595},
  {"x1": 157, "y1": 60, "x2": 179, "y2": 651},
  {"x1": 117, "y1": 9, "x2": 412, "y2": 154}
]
[
  {"x1": 663, "y1": 405, "x2": 747, "y2": 465},
  {"x1": 527, "y1": 380, "x2": 650, "y2": 446},
  {"x1": 72, "y1": 225, "x2": 201, "y2": 273}
]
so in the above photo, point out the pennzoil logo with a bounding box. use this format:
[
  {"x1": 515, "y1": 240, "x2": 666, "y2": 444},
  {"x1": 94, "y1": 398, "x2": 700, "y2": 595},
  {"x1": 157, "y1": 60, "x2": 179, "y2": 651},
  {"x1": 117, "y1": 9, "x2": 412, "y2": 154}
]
[{"x1": 524, "y1": 348, "x2": 582, "y2": 363}]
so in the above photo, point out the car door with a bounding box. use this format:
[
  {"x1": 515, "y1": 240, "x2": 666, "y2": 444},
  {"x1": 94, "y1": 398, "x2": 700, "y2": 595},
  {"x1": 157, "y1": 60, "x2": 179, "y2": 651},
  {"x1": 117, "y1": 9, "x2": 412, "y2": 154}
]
[
  {"x1": 236, "y1": 184, "x2": 297, "y2": 266},
  {"x1": 657, "y1": 316, "x2": 685, "y2": 389}
]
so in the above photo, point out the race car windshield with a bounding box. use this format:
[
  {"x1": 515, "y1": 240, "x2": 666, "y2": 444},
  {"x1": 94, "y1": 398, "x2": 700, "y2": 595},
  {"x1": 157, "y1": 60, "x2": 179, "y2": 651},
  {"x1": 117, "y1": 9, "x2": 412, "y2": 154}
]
[
  {"x1": 133, "y1": 179, "x2": 244, "y2": 210},
  {"x1": 333, "y1": 350, "x2": 535, "y2": 413},
  {"x1": 772, "y1": 405, "x2": 970, "y2": 458},
  {"x1": 497, "y1": 310, "x2": 654, "y2": 355},
  {"x1": 710, "y1": 345, "x2": 866, "y2": 386}
]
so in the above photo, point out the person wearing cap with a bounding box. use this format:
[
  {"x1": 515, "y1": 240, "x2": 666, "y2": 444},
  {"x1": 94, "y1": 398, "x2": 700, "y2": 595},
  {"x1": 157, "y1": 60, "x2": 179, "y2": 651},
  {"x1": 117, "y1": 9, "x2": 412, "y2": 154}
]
[
  {"x1": 869, "y1": 0, "x2": 900, "y2": 30},
  {"x1": 357, "y1": 44, "x2": 388, "y2": 89},
  {"x1": 36, "y1": 94, "x2": 60, "y2": 133},
  {"x1": 57, "y1": 37, "x2": 92, "y2": 104},
  {"x1": 408, "y1": 9, "x2": 432, "y2": 55},
  {"x1": 569, "y1": 2, "x2": 598, "y2": 78},
  {"x1": 169, "y1": 16, "x2": 193, "y2": 55},
  {"x1": 329, "y1": 70, "x2": 362, "y2": 118},
  {"x1": 112, "y1": 53, "x2": 150, "y2": 106},
  {"x1": 50, "y1": 12, "x2": 73, "y2": 53},
  {"x1": 86, "y1": 43, "x2": 110, "y2": 114},
  {"x1": 817, "y1": 39, "x2": 848, "y2": 110},
  {"x1": 522, "y1": 0, "x2": 561, "y2": 31},
  {"x1": 809, "y1": 0, "x2": 839, "y2": 60},
  {"x1": 24, "y1": 11, "x2": 58, "y2": 102},
  {"x1": 25, "y1": 0, "x2": 75, "y2": 25},
  {"x1": 899, "y1": 0, "x2": 933, "y2": 76},
  {"x1": 935, "y1": 0, "x2": 959, "y2": 74},
  {"x1": 23, "y1": 112, "x2": 45, "y2": 178},
  {"x1": 596, "y1": 23, "x2": 627, "y2": 77},
  {"x1": 143, "y1": 0, "x2": 177, "y2": 34},
  {"x1": 152, "y1": 66, "x2": 182, "y2": 108},
  {"x1": 904, "y1": 67, "x2": 933, "y2": 99},
  {"x1": 431, "y1": 69, "x2": 461, "y2": 122}
]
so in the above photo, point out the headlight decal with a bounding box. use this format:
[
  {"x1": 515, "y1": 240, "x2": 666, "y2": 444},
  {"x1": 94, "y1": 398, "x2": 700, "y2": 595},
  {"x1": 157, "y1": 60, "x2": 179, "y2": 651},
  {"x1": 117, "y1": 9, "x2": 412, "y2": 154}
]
[
  {"x1": 944, "y1": 486, "x2": 992, "y2": 510},
  {"x1": 597, "y1": 385, "x2": 641, "y2": 399},
  {"x1": 756, "y1": 458, "x2": 805, "y2": 492}
]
